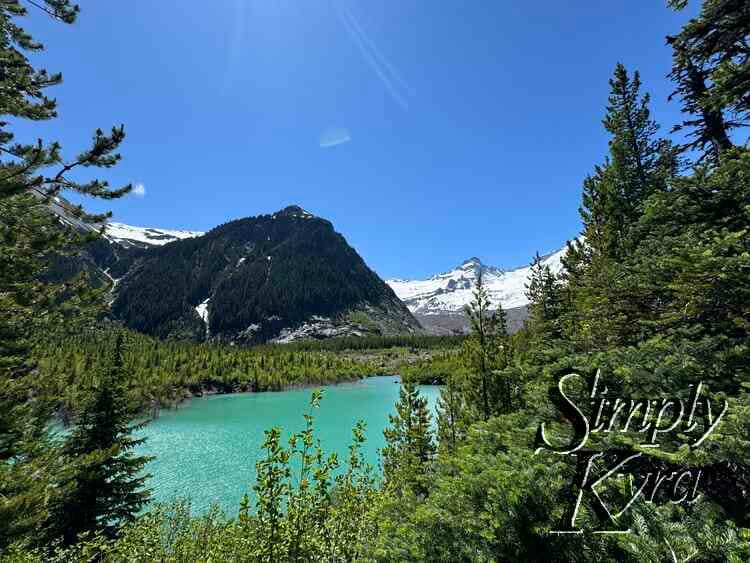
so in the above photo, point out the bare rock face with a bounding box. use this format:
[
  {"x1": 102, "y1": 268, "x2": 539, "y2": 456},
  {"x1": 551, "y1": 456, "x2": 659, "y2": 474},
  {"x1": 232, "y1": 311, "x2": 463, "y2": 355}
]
[{"x1": 271, "y1": 317, "x2": 368, "y2": 344}]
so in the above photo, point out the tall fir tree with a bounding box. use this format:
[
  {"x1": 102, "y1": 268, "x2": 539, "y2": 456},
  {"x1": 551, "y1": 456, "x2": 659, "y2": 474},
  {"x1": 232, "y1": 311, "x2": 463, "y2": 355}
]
[
  {"x1": 381, "y1": 381, "x2": 435, "y2": 497},
  {"x1": 575, "y1": 64, "x2": 676, "y2": 262},
  {"x1": 604, "y1": 64, "x2": 677, "y2": 229},
  {"x1": 562, "y1": 65, "x2": 676, "y2": 350},
  {"x1": 47, "y1": 333, "x2": 152, "y2": 546},
  {"x1": 461, "y1": 270, "x2": 508, "y2": 420}
]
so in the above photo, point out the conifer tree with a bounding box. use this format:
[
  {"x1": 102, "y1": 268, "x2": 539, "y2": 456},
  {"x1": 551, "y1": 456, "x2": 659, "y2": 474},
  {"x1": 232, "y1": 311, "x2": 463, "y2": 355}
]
[
  {"x1": 563, "y1": 64, "x2": 676, "y2": 350},
  {"x1": 435, "y1": 373, "x2": 463, "y2": 454},
  {"x1": 667, "y1": 0, "x2": 748, "y2": 164},
  {"x1": 0, "y1": 2, "x2": 131, "y2": 206},
  {"x1": 461, "y1": 270, "x2": 506, "y2": 420},
  {"x1": 668, "y1": 41, "x2": 735, "y2": 163},
  {"x1": 577, "y1": 64, "x2": 675, "y2": 261},
  {"x1": 382, "y1": 381, "x2": 435, "y2": 497},
  {"x1": 0, "y1": 2, "x2": 131, "y2": 549},
  {"x1": 0, "y1": 195, "x2": 108, "y2": 551},
  {"x1": 0, "y1": 196, "x2": 59, "y2": 548},
  {"x1": 604, "y1": 64, "x2": 677, "y2": 228},
  {"x1": 48, "y1": 334, "x2": 152, "y2": 546},
  {"x1": 524, "y1": 252, "x2": 563, "y2": 341}
]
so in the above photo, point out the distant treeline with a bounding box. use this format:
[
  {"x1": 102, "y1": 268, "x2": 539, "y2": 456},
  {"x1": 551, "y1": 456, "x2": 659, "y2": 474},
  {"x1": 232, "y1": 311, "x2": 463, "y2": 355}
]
[
  {"x1": 280, "y1": 334, "x2": 464, "y2": 352},
  {"x1": 35, "y1": 327, "x2": 386, "y2": 415}
]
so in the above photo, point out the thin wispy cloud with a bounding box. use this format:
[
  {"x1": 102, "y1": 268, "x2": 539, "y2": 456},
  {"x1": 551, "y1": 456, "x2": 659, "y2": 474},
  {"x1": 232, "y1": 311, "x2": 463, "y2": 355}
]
[
  {"x1": 337, "y1": 4, "x2": 412, "y2": 110},
  {"x1": 132, "y1": 182, "x2": 146, "y2": 197},
  {"x1": 342, "y1": 6, "x2": 414, "y2": 98},
  {"x1": 319, "y1": 126, "x2": 352, "y2": 148}
]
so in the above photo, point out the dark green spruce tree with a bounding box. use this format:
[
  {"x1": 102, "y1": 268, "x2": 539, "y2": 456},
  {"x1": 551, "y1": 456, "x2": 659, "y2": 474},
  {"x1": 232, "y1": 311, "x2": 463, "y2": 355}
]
[
  {"x1": 461, "y1": 270, "x2": 508, "y2": 420},
  {"x1": 382, "y1": 381, "x2": 435, "y2": 497},
  {"x1": 524, "y1": 252, "x2": 563, "y2": 343},
  {"x1": 562, "y1": 64, "x2": 676, "y2": 350},
  {"x1": 48, "y1": 333, "x2": 152, "y2": 546}
]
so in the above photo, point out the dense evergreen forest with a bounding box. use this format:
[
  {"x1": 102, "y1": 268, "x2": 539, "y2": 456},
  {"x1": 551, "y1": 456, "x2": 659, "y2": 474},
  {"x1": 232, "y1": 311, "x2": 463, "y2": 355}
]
[
  {"x1": 36, "y1": 329, "x2": 379, "y2": 413},
  {"x1": 1, "y1": 0, "x2": 749, "y2": 561},
  {"x1": 35, "y1": 329, "x2": 459, "y2": 415},
  {"x1": 279, "y1": 333, "x2": 463, "y2": 352}
]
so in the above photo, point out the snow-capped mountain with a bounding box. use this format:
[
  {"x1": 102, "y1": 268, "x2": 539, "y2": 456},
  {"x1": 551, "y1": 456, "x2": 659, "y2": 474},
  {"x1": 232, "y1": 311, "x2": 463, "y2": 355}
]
[
  {"x1": 104, "y1": 222, "x2": 204, "y2": 248},
  {"x1": 386, "y1": 247, "x2": 568, "y2": 333}
]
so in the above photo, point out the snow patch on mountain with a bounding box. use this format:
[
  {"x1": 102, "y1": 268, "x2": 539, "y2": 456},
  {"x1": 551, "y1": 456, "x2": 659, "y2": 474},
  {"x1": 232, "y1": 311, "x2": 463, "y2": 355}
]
[
  {"x1": 195, "y1": 298, "x2": 210, "y2": 324},
  {"x1": 104, "y1": 222, "x2": 204, "y2": 248},
  {"x1": 387, "y1": 246, "x2": 567, "y2": 315}
]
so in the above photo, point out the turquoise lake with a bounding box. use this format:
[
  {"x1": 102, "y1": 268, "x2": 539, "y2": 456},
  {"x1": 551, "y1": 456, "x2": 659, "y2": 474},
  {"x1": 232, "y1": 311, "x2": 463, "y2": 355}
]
[{"x1": 135, "y1": 376, "x2": 440, "y2": 514}]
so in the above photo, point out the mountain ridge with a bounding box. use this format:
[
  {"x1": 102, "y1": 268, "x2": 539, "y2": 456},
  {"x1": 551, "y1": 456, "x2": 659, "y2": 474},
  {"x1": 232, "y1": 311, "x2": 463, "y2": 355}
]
[{"x1": 45, "y1": 194, "x2": 569, "y2": 339}]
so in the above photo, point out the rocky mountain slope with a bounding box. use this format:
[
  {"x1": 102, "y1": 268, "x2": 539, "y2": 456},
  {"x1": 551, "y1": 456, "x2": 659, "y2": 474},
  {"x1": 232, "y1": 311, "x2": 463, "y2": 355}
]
[{"x1": 387, "y1": 248, "x2": 567, "y2": 334}]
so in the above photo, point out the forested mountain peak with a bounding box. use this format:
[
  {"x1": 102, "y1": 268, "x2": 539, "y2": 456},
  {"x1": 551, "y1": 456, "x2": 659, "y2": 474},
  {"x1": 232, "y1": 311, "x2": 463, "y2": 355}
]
[{"x1": 110, "y1": 206, "x2": 421, "y2": 343}]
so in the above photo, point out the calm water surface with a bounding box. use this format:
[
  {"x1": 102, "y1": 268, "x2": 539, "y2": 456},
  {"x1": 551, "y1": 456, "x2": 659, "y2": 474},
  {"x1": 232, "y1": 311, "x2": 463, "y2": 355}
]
[{"x1": 135, "y1": 376, "x2": 440, "y2": 514}]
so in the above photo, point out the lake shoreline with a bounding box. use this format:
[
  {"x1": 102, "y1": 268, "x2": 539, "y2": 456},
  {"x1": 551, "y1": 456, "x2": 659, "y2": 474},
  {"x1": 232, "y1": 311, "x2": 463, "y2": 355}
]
[{"x1": 147, "y1": 372, "x2": 402, "y2": 418}]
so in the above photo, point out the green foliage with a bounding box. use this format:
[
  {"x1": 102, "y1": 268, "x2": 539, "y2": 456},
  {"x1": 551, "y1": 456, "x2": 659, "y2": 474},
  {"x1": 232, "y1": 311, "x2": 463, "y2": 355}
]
[
  {"x1": 667, "y1": 0, "x2": 748, "y2": 164},
  {"x1": 0, "y1": 0, "x2": 130, "y2": 205},
  {"x1": 3, "y1": 0, "x2": 750, "y2": 560},
  {"x1": 35, "y1": 326, "x2": 384, "y2": 415},
  {"x1": 0, "y1": 1, "x2": 130, "y2": 551},
  {"x1": 282, "y1": 333, "x2": 464, "y2": 353},
  {"x1": 369, "y1": 4, "x2": 750, "y2": 560},
  {"x1": 620, "y1": 501, "x2": 750, "y2": 562},
  {"x1": 247, "y1": 390, "x2": 377, "y2": 561},
  {"x1": 372, "y1": 416, "x2": 628, "y2": 562},
  {"x1": 46, "y1": 334, "x2": 152, "y2": 546},
  {"x1": 382, "y1": 382, "x2": 436, "y2": 497},
  {"x1": 435, "y1": 371, "x2": 465, "y2": 454},
  {"x1": 6, "y1": 393, "x2": 379, "y2": 562},
  {"x1": 560, "y1": 63, "x2": 678, "y2": 352},
  {"x1": 460, "y1": 271, "x2": 512, "y2": 421},
  {"x1": 525, "y1": 251, "x2": 564, "y2": 343},
  {"x1": 0, "y1": 194, "x2": 67, "y2": 548}
]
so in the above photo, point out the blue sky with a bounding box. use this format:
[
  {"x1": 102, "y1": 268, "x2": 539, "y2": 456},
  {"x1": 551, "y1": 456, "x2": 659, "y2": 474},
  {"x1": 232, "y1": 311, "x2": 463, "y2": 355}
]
[{"x1": 18, "y1": 1, "x2": 696, "y2": 278}]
